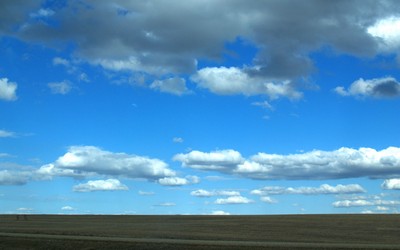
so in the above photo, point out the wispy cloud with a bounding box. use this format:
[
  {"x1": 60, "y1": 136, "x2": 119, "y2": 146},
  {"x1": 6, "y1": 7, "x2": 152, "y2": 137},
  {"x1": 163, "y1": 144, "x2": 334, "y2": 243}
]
[
  {"x1": 191, "y1": 189, "x2": 240, "y2": 197},
  {"x1": 173, "y1": 137, "x2": 184, "y2": 143},
  {"x1": 138, "y1": 191, "x2": 155, "y2": 196},
  {"x1": 333, "y1": 199, "x2": 400, "y2": 208},
  {"x1": 251, "y1": 184, "x2": 366, "y2": 196},
  {"x1": 48, "y1": 81, "x2": 73, "y2": 95},
  {"x1": 156, "y1": 202, "x2": 176, "y2": 207},
  {"x1": 0, "y1": 130, "x2": 16, "y2": 138}
]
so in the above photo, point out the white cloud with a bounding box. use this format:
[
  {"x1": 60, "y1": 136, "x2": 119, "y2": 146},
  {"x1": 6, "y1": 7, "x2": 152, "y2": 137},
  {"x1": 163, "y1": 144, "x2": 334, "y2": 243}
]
[
  {"x1": 0, "y1": 78, "x2": 17, "y2": 101},
  {"x1": 333, "y1": 199, "x2": 400, "y2": 208},
  {"x1": 190, "y1": 189, "x2": 240, "y2": 197},
  {"x1": 53, "y1": 57, "x2": 70, "y2": 67},
  {"x1": 14, "y1": 1, "x2": 400, "y2": 99},
  {"x1": 138, "y1": 191, "x2": 155, "y2": 196},
  {"x1": 211, "y1": 210, "x2": 230, "y2": 215},
  {"x1": 175, "y1": 147, "x2": 400, "y2": 180},
  {"x1": 157, "y1": 202, "x2": 176, "y2": 207},
  {"x1": 37, "y1": 146, "x2": 176, "y2": 181},
  {"x1": 173, "y1": 137, "x2": 184, "y2": 143},
  {"x1": 61, "y1": 206, "x2": 75, "y2": 211},
  {"x1": 150, "y1": 77, "x2": 190, "y2": 96},
  {"x1": 0, "y1": 170, "x2": 30, "y2": 185},
  {"x1": 382, "y1": 178, "x2": 400, "y2": 190},
  {"x1": 214, "y1": 196, "x2": 254, "y2": 205},
  {"x1": 335, "y1": 77, "x2": 400, "y2": 98},
  {"x1": 73, "y1": 179, "x2": 128, "y2": 192},
  {"x1": 17, "y1": 207, "x2": 33, "y2": 212},
  {"x1": 260, "y1": 196, "x2": 278, "y2": 204},
  {"x1": 361, "y1": 210, "x2": 374, "y2": 214},
  {"x1": 251, "y1": 100, "x2": 274, "y2": 110},
  {"x1": 158, "y1": 177, "x2": 188, "y2": 186},
  {"x1": 251, "y1": 184, "x2": 365, "y2": 196},
  {"x1": 173, "y1": 149, "x2": 244, "y2": 171},
  {"x1": 377, "y1": 206, "x2": 390, "y2": 211},
  {"x1": 192, "y1": 66, "x2": 302, "y2": 99},
  {"x1": 30, "y1": 8, "x2": 54, "y2": 18},
  {"x1": 48, "y1": 81, "x2": 73, "y2": 95},
  {"x1": 333, "y1": 200, "x2": 373, "y2": 207},
  {"x1": 367, "y1": 16, "x2": 400, "y2": 51},
  {"x1": 158, "y1": 175, "x2": 199, "y2": 186},
  {"x1": 0, "y1": 153, "x2": 12, "y2": 158},
  {"x1": 0, "y1": 129, "x2": 16, "y2": 138}
]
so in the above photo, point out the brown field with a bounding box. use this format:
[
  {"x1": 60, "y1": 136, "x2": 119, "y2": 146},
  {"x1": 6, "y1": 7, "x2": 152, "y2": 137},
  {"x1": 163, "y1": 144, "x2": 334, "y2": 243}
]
[{"x1": 1, "y1": 214, "x2": 400, "y2": 249}]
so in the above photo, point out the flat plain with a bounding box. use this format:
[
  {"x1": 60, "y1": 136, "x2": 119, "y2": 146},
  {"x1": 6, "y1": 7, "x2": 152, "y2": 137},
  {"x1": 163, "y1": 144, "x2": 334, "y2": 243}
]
[{"x1": 1, "y1": 214, "x2": 400, "y2": 249}]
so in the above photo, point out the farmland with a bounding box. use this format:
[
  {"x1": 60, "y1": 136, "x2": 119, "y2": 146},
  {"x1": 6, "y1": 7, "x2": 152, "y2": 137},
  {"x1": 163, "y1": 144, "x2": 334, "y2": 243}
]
[{"x1": 1, "y1": 214, "x2": 400, "y2": 249}]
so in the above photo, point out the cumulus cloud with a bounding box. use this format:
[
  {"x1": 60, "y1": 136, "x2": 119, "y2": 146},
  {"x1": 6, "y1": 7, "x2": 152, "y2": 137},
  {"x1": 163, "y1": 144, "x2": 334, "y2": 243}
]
[
  {"x1": 173, "y1": 149, "x2": 244, "y2": 171},
  {"x1": 37, "y1": 146, "x2": 176, "y2": 181},
  {"x1": 175, "y1": 147, "x2": 400, "y2": 180},
  {"x1": 190, "y1": 189, "x2": 240, "y2": 197},
  {"x1": 150, "y1": 77, "x2": 190, "y2": 96},
  {"x1": 251, "y1": 184, "x2": 366, "y2": 196},
  {"x1": 192, "y1": 66, "x2": 302, "y2": 99},
  {"x1": 335, "y1": 77, "x2": 400, "y2": 98},
  {"x1": 214, "y1": 196, "x2": 254, "y2": 205},
  {"x1": 381, "y1": 178, "x2": 400, "y2": 190},
  {"x1": 48, "y1": 81, "x2": 73, "y2": 95},
  {"x1": 73, "y1": 179, "x2": 128, "y2": 192},
  {"x1": 367, "y1": 16, "x2": 400, "y2": 51},
  {"x1": 0, "y1": 78, "x2": 18, "y2": 101},
  {"x1": 11, "y1": 1, "x2": 400, "y2": 97},
  {"x1": 158, "y1": 175, "x2": 200, "y2": 186},
  {"x1": 0, "y1": 170, "x2": 30, "y2": 185}
]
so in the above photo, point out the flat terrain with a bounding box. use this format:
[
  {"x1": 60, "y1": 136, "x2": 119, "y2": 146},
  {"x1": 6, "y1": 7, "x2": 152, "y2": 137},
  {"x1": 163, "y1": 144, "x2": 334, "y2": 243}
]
[{"x1": 1, "y1": 214, "x2": 400, "y2": 249}]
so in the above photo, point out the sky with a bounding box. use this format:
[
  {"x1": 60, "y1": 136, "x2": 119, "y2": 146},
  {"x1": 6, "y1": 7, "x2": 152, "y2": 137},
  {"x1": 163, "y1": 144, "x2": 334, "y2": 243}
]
[{"x1": 1, "y1": 0, "x2": 400, "y2": 215}]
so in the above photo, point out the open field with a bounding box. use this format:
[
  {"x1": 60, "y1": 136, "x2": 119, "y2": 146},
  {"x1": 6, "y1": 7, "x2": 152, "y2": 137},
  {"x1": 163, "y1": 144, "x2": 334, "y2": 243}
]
[{"x1": 1, "y1": 214, "x2": 400, "y2": 249}]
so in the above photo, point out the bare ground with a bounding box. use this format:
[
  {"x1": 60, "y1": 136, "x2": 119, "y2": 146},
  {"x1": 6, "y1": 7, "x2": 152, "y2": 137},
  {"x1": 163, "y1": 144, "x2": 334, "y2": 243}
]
[{"x1": 1, "y1": 214, "x2": 400, "y2": 249}]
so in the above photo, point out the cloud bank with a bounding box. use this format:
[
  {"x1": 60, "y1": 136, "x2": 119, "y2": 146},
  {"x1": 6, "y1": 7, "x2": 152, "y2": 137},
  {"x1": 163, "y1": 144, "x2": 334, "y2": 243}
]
[
  {"x1": 4, "y1": 0, "x2": 400, "y2": 99},
  {"x1": 251, "y1": 184, "x2": 366, "y2": 196},
  {"x1": 174, "y1": 147, "x2": 400, "y2": 180}
]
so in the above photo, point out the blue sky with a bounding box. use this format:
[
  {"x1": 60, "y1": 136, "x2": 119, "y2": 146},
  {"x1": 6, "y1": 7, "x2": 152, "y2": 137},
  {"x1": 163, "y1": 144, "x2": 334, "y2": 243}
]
[{"x1": 1, "y1": 0, "x2": 400, "y2": 215}]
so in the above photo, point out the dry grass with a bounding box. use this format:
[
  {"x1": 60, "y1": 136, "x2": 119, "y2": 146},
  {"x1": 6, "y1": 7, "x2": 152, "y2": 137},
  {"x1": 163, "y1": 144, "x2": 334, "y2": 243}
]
[{"x1": 1, "y1": 214, "x2": 400, "y2": 249}]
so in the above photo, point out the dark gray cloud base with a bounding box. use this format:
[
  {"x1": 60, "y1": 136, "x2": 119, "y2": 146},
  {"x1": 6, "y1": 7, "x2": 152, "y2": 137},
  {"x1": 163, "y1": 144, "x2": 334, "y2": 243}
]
[{"x1": 2, "y1": 0, "x2": 400, "y2": 98}]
